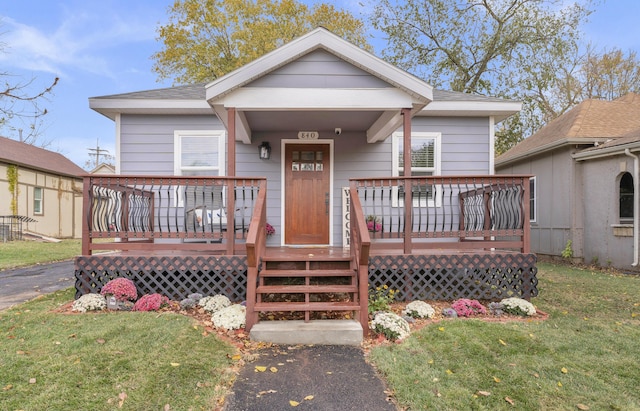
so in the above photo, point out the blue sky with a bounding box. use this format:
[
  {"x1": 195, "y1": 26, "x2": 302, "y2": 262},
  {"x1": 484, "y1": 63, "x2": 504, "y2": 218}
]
[{"x1": 1, "y1": 0, "x2": 639, "y2": 169}]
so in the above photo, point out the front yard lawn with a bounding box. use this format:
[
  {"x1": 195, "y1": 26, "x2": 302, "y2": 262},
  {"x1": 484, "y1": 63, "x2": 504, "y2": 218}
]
[{"x1": 370, "y1": 262, "x2": 640, "y2": 410}]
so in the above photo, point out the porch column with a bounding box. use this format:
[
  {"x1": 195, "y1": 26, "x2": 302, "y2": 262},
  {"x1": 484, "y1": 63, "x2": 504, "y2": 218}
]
[
  {"x1": 402, "y1": 108, "x2": 412, "y2": 254},
  {"x1": 227, "y1": 108, "x2": 236, "y2": 254}
]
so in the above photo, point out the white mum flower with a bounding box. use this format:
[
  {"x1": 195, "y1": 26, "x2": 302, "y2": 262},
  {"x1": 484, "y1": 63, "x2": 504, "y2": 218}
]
[
  {"x1": 371, "y1": 312, "x2": 410, "y2": 341},
  {"x1": 500, "y1": 297, "x2": 536, "y2": 316},
  {"x1": 212, "y1": 304, "x2": 246, "y2": 330},
  {"x1": 199, "y1": 295, "x2": 231, "y2": 313},
  {"x1": 402, "y1": 301, "x2": 435, "y2": 319},
  {"x1": 72, "y1": 293, "x2": 107, "y2": 313}
]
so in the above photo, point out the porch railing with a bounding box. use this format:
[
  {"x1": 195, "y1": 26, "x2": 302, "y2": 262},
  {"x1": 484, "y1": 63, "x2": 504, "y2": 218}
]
[
  {"x1": 82, "y1": 175, "x2": 266, "y2": 255},
  {"x1": 350, "y1": 175, "x2": 532, "y2": 253}
]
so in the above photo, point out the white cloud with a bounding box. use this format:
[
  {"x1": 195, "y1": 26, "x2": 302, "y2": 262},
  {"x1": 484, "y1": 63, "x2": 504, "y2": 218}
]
[{"x1": 0, "y1": 5, "x2": 158, "y2": 80}]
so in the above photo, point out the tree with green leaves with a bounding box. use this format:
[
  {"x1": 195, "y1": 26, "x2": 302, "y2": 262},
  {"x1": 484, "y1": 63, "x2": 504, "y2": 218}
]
[
  {"x1": 152, "y1": 0, "x2": 371, "y2": 84},
  {"x1": 370, "y1": 0, "x2": 595, "y2": 154}
]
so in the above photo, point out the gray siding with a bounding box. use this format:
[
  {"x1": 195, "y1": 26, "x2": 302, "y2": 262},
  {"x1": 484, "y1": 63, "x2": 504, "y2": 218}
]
[
  {"x1": 248, "y1": 49, "x2": 391, "y2": 89},
  {"x1": 582, "y1": 156, "x2": 635, "y2": 269},
  {"x1": 497, "y1": 146, "x2": 579, "y2": 258},
  {"x1": 120, "y1": 115, "x2": 224, "y2": 175},
  {"x1": 119, "y1": 114, "x2": 492, "y2": 247}
]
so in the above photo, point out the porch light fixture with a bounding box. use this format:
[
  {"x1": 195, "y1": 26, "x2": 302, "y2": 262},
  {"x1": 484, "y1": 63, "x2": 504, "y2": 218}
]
[{"x1": 259, "y1": 141, "x2": 271, "y2": 160}]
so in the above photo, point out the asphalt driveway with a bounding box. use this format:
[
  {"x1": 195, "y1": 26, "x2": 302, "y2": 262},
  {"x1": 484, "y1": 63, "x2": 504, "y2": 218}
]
[{"x1": 0, "y1": 260, "x2": 75, "y2": 310}]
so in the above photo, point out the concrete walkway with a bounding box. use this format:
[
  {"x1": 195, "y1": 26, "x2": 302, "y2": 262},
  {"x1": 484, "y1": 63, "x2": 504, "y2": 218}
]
[{"x1": 0, "y1": 260, "x2": 75, "y2": 310}]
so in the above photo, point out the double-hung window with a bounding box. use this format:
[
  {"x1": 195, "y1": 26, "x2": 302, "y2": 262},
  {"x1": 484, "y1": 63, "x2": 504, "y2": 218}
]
[
  {"x1": 392, "y1": 132, "x2": 441, "y2": 207},
  {"x1": 33, "y1": 187, "x2": 43, "y2": 215},
  {"x1": 174, "y1": 131, "x2": 226, "y2": 208}
]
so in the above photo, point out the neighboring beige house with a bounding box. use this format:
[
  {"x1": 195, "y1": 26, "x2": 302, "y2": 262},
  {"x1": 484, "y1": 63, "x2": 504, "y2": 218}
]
[
  {"x1": 0, "y1": 136, "x2": 85, "y2": 239},
  {"x1": 496, "y1": 93, "x2": 640, "y2": 270},
  {"x1": 90, "y1": 163, "x2": 115, "y2": 175}
]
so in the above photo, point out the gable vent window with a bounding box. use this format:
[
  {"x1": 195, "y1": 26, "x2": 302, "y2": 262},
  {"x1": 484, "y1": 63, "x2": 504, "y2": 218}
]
[{"x1": 620, "y1": 172, "x2": 634, "y2": 223}]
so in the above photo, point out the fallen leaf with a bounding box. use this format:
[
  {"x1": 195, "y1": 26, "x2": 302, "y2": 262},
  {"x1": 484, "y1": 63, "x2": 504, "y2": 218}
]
[
  {"x1": 446, "y1": 369, "x2": 454, "y2": 375},
  {"x1": 29, "y1": 378, "x2": 36, "y2": 384},
  {"x1": 493, "y1": 376, "x2": 501, "y2": 383},
  {"x1": 16, "y1": 350, "x2": 26, "y2": 355},
  {"x1": 576, "y1": 404, "x2": 590, "y2": 410},
  {"x1": 3, "y1": 384, "x2": 13, "y2": 391},
  {"x1": 428, "y1": 359, "x2": 434, "y2": 364},
  {"x1": 505, "y1": 396, "x2": 515, "y2": 405},
  {"x1": 170, "y1": 363, "x2": 180, "y2": 367},
  {"x1": 477, "y1": 390, "x2": 491, "y2": 397},
  {"x1": 304, "y1": 395, "x2": 314, "y2": 401},
  {"x1": 561, "y1": 367, "x2": 568, "y2": 374},
  {"x1": 118, "y1": 392, "x2": 127, "y2": 408},
  {"x1": 96, "y1": 339, "x2": 106, "y2": 344},
  {"x1": 438, "y1": 327, "x2": 445, "y2": 331},
  {"x1": 289, "y1": 400, "x2": 300, "y2": 407},
  {"x1": 499, "y1": 339, "x2": 507, "y2": 346},
  {"x1": 270, "y1": 367, "x2": 278, "y2": 373},
  {"x1": 164, "y1": 404, "x2": 171, "y2": 411},
  {"x1": 68, "y1": 334, "x2": 77, "y2": 339},
  {"x1": 231, "y1": 354, "x2": 242, "y2": 361},
  {"x1": 54, "y1": 341, "x2": 61, "y2": 345},
  {"x1": 255, "y1": 366, "x2": 267, "y2": 372},
  {"x1": 326, "y1": 371, "x2": 332, "y2": 375},
  {"x1": 558, "y1": 382, "x2": 563, "y2": 387},
  {"x1": 533, "y1": 372, "x2": 540, "y2": 378}
]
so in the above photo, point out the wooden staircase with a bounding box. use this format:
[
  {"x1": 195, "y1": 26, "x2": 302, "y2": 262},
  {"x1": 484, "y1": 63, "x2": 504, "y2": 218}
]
[{"x1": 254, "y1": 254, "x2": 361, "y2": 321}]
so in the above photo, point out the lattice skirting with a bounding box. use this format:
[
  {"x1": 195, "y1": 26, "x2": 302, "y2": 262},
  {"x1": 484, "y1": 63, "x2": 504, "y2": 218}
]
[
  {"x1": 75, "y1": 253, "x2": 537, "y2": 303},
  {"x1": 368, "y1": 253, "x2": 538, "y2": 301},
  {"x1": 75, "y1": 256, "x2": 247, "y2": 301}
]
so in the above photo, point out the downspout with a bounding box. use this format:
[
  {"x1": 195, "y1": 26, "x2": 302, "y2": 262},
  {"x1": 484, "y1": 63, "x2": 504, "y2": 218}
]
[{"x1": 624, "y1": 149, "x2": 639, "y2": 266}]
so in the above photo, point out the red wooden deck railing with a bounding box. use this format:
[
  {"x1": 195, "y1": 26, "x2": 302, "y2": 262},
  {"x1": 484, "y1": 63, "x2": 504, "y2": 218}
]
[
  {"x1": 350, "y1": 175, "x2": 532, "y2": 254},
  {"x1": 81, "y1": 175, "x2": 267, "y2": 256}
]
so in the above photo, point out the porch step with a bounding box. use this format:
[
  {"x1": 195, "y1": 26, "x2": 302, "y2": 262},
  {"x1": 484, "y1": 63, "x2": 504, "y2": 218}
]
[
  {"x1": 256, "y1": 284, "x2": 357, "y2": 294},
  {"x1": 258, "y1": 268, "x2": 355, "y2": 277},
  {"x1": 254, "y1": 301, "x2": 360, "y2": 312},
  {"x1": 249, "y1": 319, "x2": 363, "y2": 345}
]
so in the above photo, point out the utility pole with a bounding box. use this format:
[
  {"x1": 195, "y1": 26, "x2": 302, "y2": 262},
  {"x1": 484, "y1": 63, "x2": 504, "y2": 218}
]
[{"x1": 87, "y1": 139, "x2": 111, "y2": 168}]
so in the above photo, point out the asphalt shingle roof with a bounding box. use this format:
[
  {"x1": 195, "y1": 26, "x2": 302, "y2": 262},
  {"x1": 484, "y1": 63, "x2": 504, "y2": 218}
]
[
  {"x1": 496, "y1": 93, "x2": 640, "y2": 166},
  {"x1": 0, "y1": 136, "x2": 85, "y2": 178}
]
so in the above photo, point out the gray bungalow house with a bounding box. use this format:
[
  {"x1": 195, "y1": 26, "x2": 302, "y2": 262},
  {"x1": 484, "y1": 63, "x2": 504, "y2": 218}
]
[
  {"x1": 78, "y1": 28, "x2": 536, "y2": 341},
  {"x1": 496, "y1": 93, "x2": 640, "y2": 271}
]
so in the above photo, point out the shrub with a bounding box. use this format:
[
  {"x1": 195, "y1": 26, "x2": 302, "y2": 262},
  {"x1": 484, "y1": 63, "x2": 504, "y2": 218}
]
[
  {"x1": 72, "y1": 293, "x2": 107, "y2": 313},
  {"x1": 199, "y1": 295, "x2": 231, "y2": 313},
  {"x1": 500, "y1": 297, "x2": 536, "y2": 316},
  {"x1": 212, "y1": 304, "x2": 246, "y2": 330},
  {"x1": 100, "y1": 278, "x2": 137, "y2": 302},
  {"x1": 402, "y1": 301, "x2": 435, "y2": 319},
  {"x1": 133, "y1": 294, "x2": 169, "y2": 312},
  {"x1": 187, "y1": 293, "x2": 203, "y2": 301},
  {"x1": 368, "y1": 285, "x2": 396, "y2": 313},
  {"x1": 488, "y1": 302, "x2": 504, "y2": 316},
  {"x1": 371, "y1": 312, "x2": 410, "y2": 341},
  {"x1": 451, "y1": 299, "x2": 486, "y2": 317}
]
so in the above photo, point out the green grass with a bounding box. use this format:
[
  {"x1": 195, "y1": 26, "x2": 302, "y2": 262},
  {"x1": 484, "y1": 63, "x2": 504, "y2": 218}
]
[
  {"x1": 370, "y1": 263, "x2": 640, "y2": 410},
  {"x1": 0, "y1": 288, "x2": 235, "y2": 410},
  {"x1": 0, "y1": 239, "x2": 82, "y2": 270}
]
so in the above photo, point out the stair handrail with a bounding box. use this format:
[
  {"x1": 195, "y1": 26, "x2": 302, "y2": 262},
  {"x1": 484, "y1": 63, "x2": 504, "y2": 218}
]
[
  {"x1": 244, "y1": 179, "x2": 267, "y2": 331},
  {"x1": 350, "y1": 183, "x2": 371, "y2": 336}
]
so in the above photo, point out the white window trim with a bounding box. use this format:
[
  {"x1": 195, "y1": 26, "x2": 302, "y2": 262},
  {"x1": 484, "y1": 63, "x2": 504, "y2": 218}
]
[
  {"x1": 173, "y1": 130, "x2": 226, "y2": 207},
  {"x1": 33, "y1": 187, "x2": 43, "y2": 215},
  {"x1": 529, "y1": 176, "x2": 537, "y2": 223},
  {"x1": 391, "y1": 131, "x2": 442, "y2": 207}
]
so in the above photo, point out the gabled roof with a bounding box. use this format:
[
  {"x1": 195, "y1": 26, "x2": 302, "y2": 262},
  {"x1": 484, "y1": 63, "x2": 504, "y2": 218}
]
[
  {"x1": 496, "y1": 93, "x2": 640, "y2": 167},
  {"x1": 205, "y1": 27, "x2": 432, "y2": 104},
  {"x1": 0, "y1": 136, "x2": 85, "y2": 178}
]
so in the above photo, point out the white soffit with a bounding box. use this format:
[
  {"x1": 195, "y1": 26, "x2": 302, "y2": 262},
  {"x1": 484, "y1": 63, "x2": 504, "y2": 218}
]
[
  {"x1": 89, "y1": 98, "x2": 212, "y2": 120},
  {"x1": 420, "y1": 100, "x2": 522, "y2": 122}
]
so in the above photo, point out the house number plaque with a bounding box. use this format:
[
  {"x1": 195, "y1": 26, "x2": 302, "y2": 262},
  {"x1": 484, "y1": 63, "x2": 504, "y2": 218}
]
[{"x1": 298, "y1": 131, "x2": 319, "y2": 140}]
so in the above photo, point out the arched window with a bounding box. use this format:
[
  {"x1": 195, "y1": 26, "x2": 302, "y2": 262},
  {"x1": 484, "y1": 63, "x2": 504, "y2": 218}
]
[{"x1": 620, "y1": 172, "x2": 634, "y2": 222}]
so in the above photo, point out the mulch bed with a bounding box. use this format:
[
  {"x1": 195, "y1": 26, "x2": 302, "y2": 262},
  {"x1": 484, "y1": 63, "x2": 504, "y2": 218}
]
[{"x1": 54, "y1": 299, "x2": 548, "y2": 352}]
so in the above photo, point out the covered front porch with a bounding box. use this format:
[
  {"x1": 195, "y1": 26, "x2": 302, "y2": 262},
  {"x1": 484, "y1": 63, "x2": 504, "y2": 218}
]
[{"x1": 75, "y1": 174, "x2": 537, "y2": 336}]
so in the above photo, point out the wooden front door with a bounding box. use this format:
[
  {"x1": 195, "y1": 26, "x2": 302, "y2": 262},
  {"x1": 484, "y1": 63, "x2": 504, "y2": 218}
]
[{"x1": 284, "y1": 143, "x2": 330, "y2": 245}]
